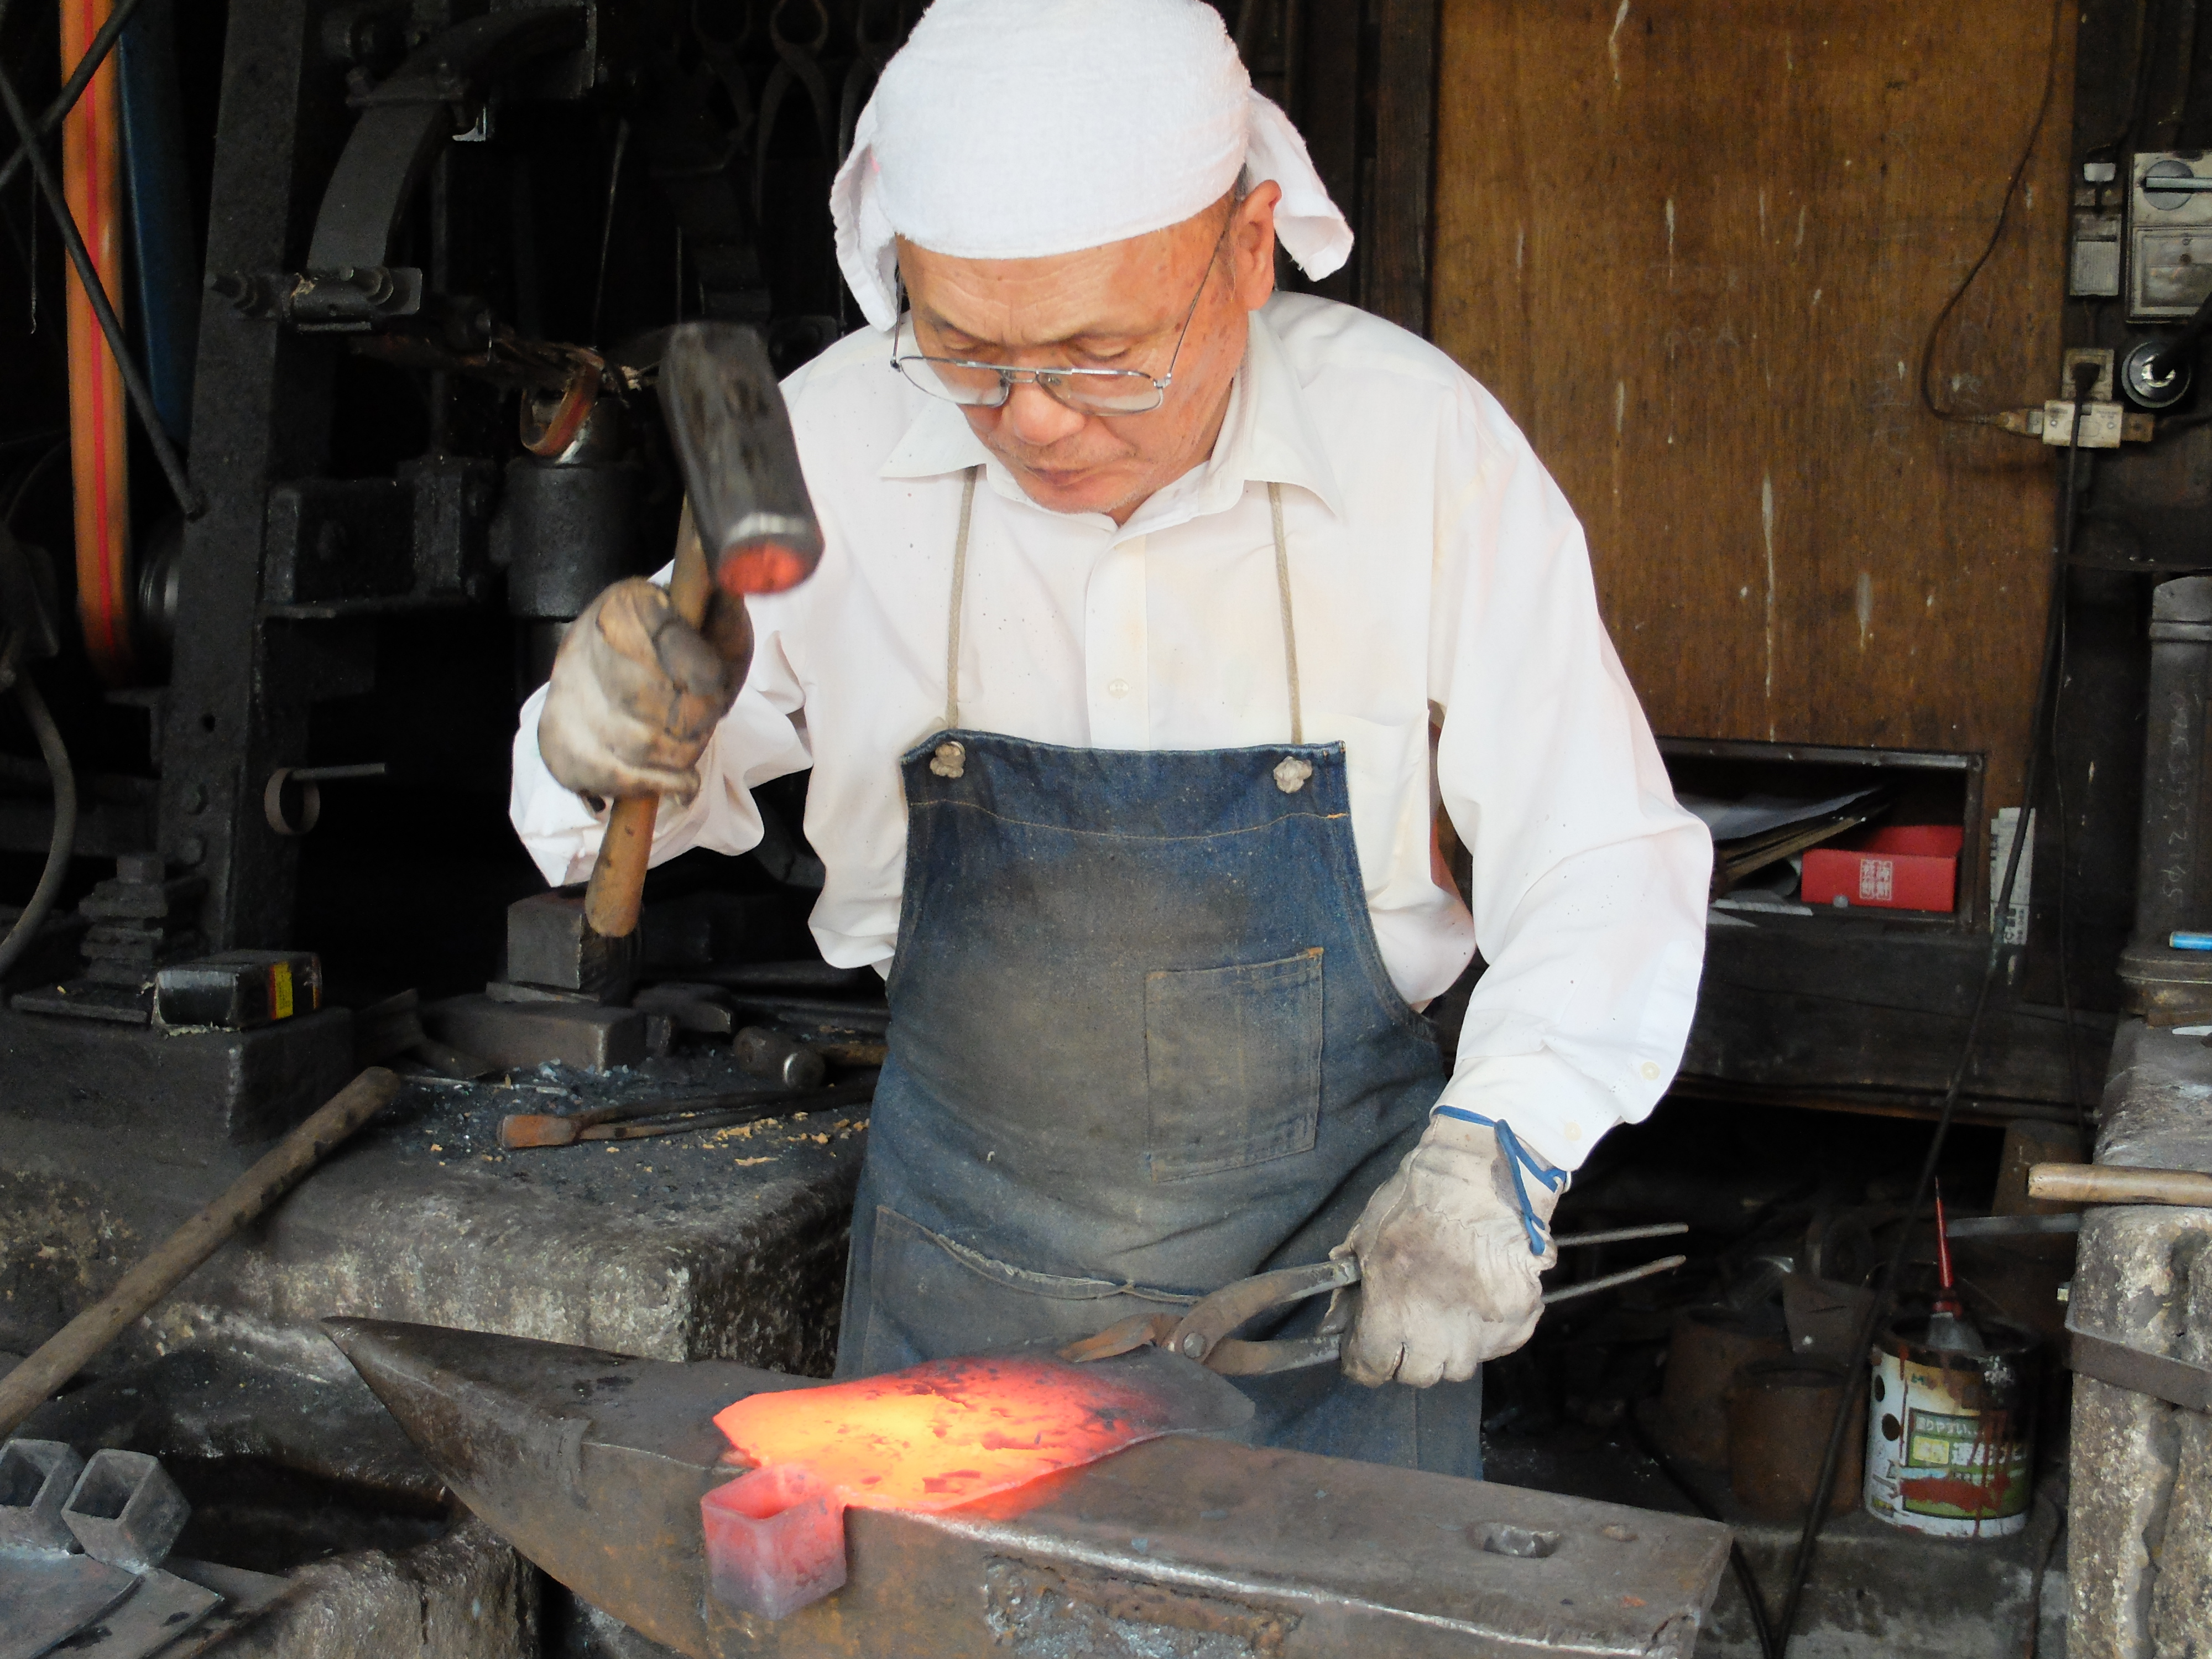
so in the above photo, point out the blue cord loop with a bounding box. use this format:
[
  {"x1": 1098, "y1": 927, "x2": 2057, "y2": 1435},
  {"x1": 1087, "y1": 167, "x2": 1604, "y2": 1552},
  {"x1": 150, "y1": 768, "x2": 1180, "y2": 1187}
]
[{"x1": 1433, "y1": 1106, "x2": 1568, "y2": 1256}]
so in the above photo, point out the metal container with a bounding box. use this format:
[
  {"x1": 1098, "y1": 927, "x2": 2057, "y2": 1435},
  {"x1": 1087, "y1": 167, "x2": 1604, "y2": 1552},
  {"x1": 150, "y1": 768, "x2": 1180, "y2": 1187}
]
[
  {"x1": 1726, "y1": 1360, "x2": 1862, "y2": 1521},
  {"x1": 1656, "y1": 1307, "x2": 1790, "y2": 1468},
  {"x1": 1864, "y1": 1317, "x2": 2038, "y2": 1538}
]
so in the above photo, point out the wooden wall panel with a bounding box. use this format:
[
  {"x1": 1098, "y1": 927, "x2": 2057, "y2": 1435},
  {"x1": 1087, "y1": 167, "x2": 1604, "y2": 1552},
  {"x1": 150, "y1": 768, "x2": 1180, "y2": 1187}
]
[{"x1": 1431, "y1": 1, "x2": 2073, "y2": 820}]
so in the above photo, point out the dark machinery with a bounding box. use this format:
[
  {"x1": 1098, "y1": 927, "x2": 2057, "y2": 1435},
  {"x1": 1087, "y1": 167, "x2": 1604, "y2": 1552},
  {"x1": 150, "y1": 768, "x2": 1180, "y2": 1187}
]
[{"x1": 0, "y1": 0, "x2": 1384, "y2": 1133}]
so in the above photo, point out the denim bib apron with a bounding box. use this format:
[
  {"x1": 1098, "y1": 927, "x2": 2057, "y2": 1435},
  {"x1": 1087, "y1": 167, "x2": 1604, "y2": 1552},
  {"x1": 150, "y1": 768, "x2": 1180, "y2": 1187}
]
[{"x1": 836, "y1": 474, "x2": 1482, "y2": 1474}]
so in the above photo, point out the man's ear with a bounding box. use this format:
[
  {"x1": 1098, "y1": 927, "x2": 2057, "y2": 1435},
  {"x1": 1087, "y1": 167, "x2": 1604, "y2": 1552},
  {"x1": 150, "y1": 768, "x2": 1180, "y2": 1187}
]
[{"x1": 1231, "y1": 180, "x2": 1282, "y2": 312}]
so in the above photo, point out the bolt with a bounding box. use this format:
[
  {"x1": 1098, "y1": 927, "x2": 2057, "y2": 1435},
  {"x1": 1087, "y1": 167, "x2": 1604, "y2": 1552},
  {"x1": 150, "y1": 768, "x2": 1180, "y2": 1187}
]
[{"x1": 1180, "y1": 1333, "x2": 1206, "y2": 1359}]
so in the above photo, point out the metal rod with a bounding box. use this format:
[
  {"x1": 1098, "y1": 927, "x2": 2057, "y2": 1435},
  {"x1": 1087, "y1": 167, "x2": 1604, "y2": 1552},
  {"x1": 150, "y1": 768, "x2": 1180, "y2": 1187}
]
[
  {"x1": 0, "y1": 57, "x2": 204, "y2": 519},
  {"x1": 1540, "y1": 1254, "x2": 1688, "y2": 1306},
  {"x1": 289, "y1": 762, "x2": 388, "y2": 782},
  {"x1": 0, "y1": 1070, "x2": 401, "y2": 1438},
  {"x1": 0, "y1": 0, "x2": 154, "y2": 198},
  {"x1": 1552, "y1": 1222, "x2": 1691, "y2": 1249}
]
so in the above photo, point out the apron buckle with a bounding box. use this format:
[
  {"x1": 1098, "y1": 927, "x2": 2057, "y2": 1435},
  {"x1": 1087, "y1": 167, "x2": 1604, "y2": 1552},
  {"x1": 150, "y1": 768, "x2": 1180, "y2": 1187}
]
[
  {"x1": 930, "y1": 740, "x2": 967, "y2": 779},
  {"x1": 1272, "y1": 756, "x2": 1313, "y2": 794}
]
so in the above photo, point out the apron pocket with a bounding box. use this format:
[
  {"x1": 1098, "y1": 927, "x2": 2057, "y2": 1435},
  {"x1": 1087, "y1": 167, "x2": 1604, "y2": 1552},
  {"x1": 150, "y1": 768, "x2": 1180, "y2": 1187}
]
[
  {"x1": 1144, "y1": 948, "x2": 1323, "y2": 1182},
  {"x1": 858, "y1": 1206, "x2": 1195, "y2": 1374}
]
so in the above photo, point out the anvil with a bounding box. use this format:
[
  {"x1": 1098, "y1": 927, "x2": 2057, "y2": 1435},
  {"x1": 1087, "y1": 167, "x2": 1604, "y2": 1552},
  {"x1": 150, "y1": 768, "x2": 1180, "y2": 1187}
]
[{"x1": 325, "y1": 1318, "x2": 1731, "y2": 1658}]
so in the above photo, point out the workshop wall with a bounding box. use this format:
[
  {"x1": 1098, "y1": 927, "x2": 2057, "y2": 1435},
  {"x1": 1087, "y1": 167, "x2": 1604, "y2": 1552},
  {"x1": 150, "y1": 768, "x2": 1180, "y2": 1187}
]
[{"x1": 1431, "y1": 0, "x2": 2074, "y2": 821}]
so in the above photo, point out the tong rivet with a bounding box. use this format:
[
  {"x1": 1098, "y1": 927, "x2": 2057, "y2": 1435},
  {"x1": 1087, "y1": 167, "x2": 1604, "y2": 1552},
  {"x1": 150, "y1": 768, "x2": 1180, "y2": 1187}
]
[{"x1": 1181, "y1": 1333, "x2": 1207, "y2": 1359}]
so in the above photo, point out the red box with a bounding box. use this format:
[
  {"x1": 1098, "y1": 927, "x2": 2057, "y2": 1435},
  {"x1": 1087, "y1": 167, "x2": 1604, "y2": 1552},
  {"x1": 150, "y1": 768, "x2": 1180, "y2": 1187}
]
[{"x1": 1801, "y1": 825, "x2": 1962, "y2": 914}]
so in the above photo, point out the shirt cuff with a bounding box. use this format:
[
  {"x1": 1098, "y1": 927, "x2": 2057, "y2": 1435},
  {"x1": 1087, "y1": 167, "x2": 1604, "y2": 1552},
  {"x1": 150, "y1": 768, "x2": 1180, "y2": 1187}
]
[{"x1": 1432, "y1": 1052, "x2": 1636, "y2": 1173}]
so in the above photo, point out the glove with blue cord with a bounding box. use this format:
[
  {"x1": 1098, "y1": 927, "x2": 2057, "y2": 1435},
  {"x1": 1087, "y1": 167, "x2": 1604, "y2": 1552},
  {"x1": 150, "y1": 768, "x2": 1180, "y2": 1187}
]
[{"x1": 1335, "y1": 1109, "x2": 1566, "y2": 1386}]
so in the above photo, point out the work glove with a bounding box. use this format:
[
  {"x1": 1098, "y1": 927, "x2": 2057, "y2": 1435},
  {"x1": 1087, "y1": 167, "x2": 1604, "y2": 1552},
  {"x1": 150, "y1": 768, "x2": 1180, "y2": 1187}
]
[
  {"x1": 1335, "y1": 1113, "x2": 1565, "y2": 1386},
  {"x1": 538, "y1": 575, "x2": 751, "y2": 804}
]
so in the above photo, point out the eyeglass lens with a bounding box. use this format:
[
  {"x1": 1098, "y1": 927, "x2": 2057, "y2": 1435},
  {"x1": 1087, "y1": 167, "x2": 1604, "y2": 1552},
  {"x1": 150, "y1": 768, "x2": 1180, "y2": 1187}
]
[{"x1": 896, "y1": 356, "x2": 1164, "y2": 414}]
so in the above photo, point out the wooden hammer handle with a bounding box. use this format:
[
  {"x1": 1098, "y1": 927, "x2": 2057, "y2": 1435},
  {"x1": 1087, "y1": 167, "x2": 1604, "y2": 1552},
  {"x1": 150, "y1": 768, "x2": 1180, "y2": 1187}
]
[
  {"x1": 2027, "y1": 1162, "x2": 2212, "y2": 1206},
  {"x1": 582, "y1": 507, "x2": 717, "y2": 940}
]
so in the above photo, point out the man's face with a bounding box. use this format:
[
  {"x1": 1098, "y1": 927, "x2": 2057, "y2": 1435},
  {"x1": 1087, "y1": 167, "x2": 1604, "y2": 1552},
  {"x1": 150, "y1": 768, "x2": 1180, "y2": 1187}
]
[{"x1": 896, "y1": 182, "x2": 1281, "y2": 523}]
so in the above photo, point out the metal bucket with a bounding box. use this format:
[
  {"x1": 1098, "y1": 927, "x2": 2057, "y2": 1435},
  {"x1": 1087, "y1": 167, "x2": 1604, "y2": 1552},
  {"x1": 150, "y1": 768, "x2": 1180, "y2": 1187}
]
[
  {"x1": 1725, "y1": 1360, "x2": 1863, "y2": 1521},
  {"x1": 1864, "y1": 1317, "x2": 2038, "y2": 1537},
  {"x1": 1656, "y1": 1308, "x2": 1790, "y2": 1468}
]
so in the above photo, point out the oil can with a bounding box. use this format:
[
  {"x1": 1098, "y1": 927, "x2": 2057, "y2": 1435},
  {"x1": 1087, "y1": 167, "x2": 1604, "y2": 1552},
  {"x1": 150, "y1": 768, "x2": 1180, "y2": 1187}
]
[{"x1": 1864, "y1": 1315, "x2": 2038, "y2": 1537}]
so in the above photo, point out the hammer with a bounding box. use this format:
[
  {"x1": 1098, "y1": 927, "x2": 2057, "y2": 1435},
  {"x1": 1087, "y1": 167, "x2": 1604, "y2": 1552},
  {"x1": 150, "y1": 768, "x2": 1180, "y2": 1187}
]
[{"x1": 579, "y1": 323, "x2": 823, "y2": 948}]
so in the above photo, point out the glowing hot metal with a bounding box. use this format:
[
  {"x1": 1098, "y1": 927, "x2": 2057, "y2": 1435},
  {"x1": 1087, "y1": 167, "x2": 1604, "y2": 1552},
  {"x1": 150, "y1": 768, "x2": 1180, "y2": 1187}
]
[{"x1": 704, "y1": 1353, "x2": 1234, "y2": 1617}]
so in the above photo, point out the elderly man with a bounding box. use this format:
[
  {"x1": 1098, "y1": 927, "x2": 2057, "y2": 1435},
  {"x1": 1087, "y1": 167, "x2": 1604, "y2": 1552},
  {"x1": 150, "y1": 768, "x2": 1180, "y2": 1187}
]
[{"x1": 511, "y1": 0, "x2": 1709, "y2": 1474}]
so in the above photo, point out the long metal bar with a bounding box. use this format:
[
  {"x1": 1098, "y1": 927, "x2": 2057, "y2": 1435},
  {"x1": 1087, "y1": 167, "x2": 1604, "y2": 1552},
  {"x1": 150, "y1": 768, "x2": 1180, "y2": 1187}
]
[
  {"x1": 0, "y1": 56, "x2": 203, "y2": 519},
  {"x1": 0, "y1": 0, "x2": 154, "y2": 198},
  {"x1": 1541, "y1": 1254, "x2": 1688, "y2": 1306},
  {"x1": 1551, "y1": 1222, "x2": 1692, "y2": 1250}
]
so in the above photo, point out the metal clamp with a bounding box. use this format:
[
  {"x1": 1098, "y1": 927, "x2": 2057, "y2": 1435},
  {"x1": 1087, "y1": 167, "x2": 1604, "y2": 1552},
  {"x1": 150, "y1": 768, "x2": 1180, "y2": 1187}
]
[{"x1": 2066, "y1": 1310, "x2": 2212, "y2": 1411}]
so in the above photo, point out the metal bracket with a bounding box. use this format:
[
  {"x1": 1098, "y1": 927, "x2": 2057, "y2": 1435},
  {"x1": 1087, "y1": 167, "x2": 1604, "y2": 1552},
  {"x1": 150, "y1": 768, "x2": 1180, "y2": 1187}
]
[{"x1": 2065, "y1": 1311, "x2": 2212, "y2": 1410}]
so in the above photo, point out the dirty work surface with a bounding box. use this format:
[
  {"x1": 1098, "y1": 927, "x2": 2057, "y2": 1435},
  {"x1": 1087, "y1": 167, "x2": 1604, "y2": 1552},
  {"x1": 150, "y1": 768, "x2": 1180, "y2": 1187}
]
[{"x1": 353, "y1": 1048, "x2": 873, "y2": 1208}]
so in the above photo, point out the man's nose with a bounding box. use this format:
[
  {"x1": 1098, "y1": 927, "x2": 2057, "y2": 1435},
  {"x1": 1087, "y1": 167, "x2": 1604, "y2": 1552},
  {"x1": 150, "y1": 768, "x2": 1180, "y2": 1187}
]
[{"x1": 1001, "y1": 380, "x2": 1089, "y2": 447}]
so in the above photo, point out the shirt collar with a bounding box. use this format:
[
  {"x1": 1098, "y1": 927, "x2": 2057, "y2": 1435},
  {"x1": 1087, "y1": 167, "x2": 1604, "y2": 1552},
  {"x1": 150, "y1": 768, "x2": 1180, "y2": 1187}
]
[{"x1": 876, "y1": 304, "x2": 1346, "y2": 534}]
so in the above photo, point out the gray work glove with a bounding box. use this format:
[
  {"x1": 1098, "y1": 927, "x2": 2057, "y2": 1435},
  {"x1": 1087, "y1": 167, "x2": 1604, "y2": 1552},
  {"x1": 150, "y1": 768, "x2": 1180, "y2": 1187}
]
[
  {"x1": 538, "y1": 576, "x2": 752, "y2": 804},
  {"x1": 1335, "y1": 1115, "x2": 1561, "y2": 1386}
]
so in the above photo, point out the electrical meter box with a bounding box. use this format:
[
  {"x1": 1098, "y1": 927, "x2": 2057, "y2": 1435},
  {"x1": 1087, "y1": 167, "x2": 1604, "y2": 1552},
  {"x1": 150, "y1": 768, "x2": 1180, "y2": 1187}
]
[{"x1": 2132, "y1": 152, "x2": 2212, "y2": 319}]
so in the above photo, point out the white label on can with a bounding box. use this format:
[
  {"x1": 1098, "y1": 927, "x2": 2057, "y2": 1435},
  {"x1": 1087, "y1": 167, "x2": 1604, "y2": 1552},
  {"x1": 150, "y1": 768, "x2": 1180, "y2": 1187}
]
[{"x1": 1865, "y1": 1346, "x2": 2032, "y2": 1538}]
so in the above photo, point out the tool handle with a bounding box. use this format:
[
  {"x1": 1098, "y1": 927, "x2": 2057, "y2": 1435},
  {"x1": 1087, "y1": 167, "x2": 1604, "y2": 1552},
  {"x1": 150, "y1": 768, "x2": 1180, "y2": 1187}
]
[
  {"x1": 0, "y1": 1068, "x2": 402, "y2": 1439},
  {"x1": 2028, "y1": 1162, "x2": 2212, "y2": 1206},
  {"x1": 581, "y1": 508, "x2": 718, "y2": 941}
]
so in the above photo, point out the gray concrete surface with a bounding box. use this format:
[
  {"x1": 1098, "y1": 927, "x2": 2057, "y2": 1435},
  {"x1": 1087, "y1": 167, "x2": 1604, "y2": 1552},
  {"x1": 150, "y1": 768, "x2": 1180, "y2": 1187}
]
[
  {"x1": 2068, "y1": 1019, "x2": 2212, "y2": 1659},
  {"x1": 1, "y1": 1053, "x2": 865, "y2": 1378},
  {"x1": 189, "y1": 1518, "x2": 538, "y2": 1658}
]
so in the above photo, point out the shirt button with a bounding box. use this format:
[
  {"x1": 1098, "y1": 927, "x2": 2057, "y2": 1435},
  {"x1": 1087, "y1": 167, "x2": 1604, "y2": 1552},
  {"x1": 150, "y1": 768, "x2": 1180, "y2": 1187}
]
[
  {"x1": 1107, "y1": 679, "x2": 1130, "y2": 698},
  {"x1": 1640, "y1": 1060, "x2": 1662, "y2": 1081}
]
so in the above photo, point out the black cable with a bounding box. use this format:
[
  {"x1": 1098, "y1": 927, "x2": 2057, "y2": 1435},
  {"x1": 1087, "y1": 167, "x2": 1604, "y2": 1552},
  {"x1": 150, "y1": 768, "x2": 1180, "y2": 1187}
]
[
  {"x1": 0, "y1": 49, "x2": 204, "y2": 520},
  {"x1": 2087, "y1": 0, "x2": 2159, "y2": 164},
  {"x1": 0, "y1": 0, "x2": 158, "y2": 199},
  {"x1": 1619, "y1": 1413, "x2": 1778, "y2": 1659},
  {"x1": 2050, "y1": 570, "x2": 2091, "y2": 1134},
  {"x1": 2147, "y1": 283, "x2": 2212, "y2": 381},
  {"x1": 1919, "y1": 0, "x2": 2070, "y2": 422},
  {"x1": 0, "y1": 652, "x2": 78, "y2": 982},
  {"x1": 4, "y1": 439, "x2": 65, "y2": 528},
  {"x1": 1771, "y1": 388, "x2": 2090, "y2": 1653}
]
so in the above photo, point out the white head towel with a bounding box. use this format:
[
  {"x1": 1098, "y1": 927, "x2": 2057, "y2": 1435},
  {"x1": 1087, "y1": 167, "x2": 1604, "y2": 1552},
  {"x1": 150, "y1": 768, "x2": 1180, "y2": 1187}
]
[{"x1": 830, "y1": 0, "x2": 1353, "y2": 331}]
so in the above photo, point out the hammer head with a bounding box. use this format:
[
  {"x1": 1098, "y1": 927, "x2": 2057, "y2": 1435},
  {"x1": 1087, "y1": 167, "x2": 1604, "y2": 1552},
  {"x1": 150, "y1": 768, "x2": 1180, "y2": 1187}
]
[{"x1": 657, "y1": 322, "x2": 823, "y2": 598}]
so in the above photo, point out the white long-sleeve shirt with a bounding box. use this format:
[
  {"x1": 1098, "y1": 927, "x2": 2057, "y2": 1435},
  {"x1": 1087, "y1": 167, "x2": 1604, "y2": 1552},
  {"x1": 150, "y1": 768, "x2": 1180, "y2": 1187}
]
[{"x1": 510, "y1": 292, "x2": 1711, "y2": 1171}]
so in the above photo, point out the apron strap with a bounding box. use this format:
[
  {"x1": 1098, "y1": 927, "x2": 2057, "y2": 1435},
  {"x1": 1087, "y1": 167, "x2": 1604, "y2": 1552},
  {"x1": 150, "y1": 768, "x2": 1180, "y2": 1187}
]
[
  {"x1": 940, "y1": 469, "x2": 1304, "y2": 745},
  {"x1": 1270, "y1": 482, "x2": 1303, "y2": 746},
  {"x1": 945, "y1": 467, "x2": 979, "y2": 732}
]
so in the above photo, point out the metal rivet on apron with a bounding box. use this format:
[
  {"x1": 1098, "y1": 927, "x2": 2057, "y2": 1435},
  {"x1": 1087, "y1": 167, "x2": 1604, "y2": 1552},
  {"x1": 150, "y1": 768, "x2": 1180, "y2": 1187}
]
[
  {"x1": 1273, "y1": 757, "x2": 1312, "y2": 794},
  {"x1": 931, "y1": 740, "x2": 967, "y2": 779}
]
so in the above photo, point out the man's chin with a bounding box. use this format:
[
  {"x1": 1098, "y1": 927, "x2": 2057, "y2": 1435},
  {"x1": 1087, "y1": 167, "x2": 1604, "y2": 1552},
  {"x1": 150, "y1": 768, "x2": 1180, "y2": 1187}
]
[{"x1": 1004, "y1": 458, "x2": 1140, "y2": 518}]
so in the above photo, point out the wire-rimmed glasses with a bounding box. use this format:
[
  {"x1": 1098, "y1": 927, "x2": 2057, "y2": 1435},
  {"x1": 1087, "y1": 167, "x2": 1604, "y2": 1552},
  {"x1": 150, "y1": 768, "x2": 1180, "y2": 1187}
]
[{"x1": 889, "y1": 220, "x2": 1229, "y2": 416}]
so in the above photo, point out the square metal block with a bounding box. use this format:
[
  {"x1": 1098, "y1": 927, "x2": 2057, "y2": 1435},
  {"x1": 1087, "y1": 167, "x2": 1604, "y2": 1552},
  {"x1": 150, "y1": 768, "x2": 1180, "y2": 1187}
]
[
  {"x1": 0, "y1": 1439, "x2": 84, "y2": 1557},
  {"x1": 61, "y1": 1451, "x2": 189, "y2": 1575}
]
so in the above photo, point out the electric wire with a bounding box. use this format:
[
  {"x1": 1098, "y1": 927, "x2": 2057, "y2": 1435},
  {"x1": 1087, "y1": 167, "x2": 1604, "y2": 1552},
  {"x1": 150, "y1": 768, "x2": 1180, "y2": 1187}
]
[
  {"x1": 0, "y1": 644, "x2": 77, "y2": 981},
  {"x1": 0, "y1": 24, "x2": 202, "y2": 519},
  {"x1": 1620, "y1": 1412, "x2": 1779, "y2": 1659},
  {"x1": 1918, "y1": 0, "x2": 2070, "y2": 422},
  {"x1": 0, "y1": 0, "x2": 154, "y2": 197},
  {"x1": 1770, "y1": 389, "x2": 2091, "y2": 1653}
]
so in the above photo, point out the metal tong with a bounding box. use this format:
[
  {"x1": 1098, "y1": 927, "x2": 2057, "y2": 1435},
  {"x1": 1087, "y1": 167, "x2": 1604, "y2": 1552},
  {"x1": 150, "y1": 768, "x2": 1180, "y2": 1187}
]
[{"x1": 1060, "y1": 1223, "x2": 1690, "y2": 1377}]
